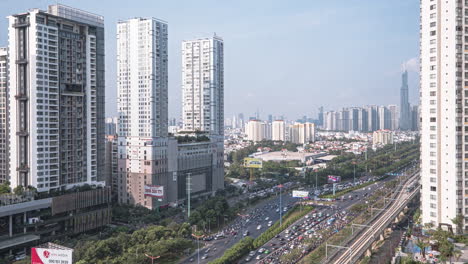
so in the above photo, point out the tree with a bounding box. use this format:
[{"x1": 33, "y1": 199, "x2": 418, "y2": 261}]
[
  {"x1": 415, "y1": 238, "x2": 429, "y2": 259},
  {"x1": 0, "y1": 181, "x2": 10, "y2": 194},
  {"x1": 451, "y1": 214, "x2": 464, "y2": 235},
  {"x1": 13, "y1": 185, "x2": 24, "y2": 196}
]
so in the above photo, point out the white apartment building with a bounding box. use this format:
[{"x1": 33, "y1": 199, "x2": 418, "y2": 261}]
[
  {"x1": 182, "y1": 35, "x2": 224, "y2": 135},
  {"x1": 0, "y1": 47, "x2": 8, "y2": 184},
  {"x1": 372, "y1": 130, "x2": 393, "y2": 146},
  {"x1": 246, "y1": 120, "x2": 267, "y2": 142},
  {"x1": 7, "y1": 5, "x2": 105, "y2": 192},
  {"x1": 272, "y1": 120, "x2": 285, "y2": 141},
  {"x1": 289, "y1": 122, "x2": 315, "y2": 144},
  {"x1": 116, "y1": 18, "x2": 169, "y2": 209},
  {"x1": 420, "y1": 0, "x2": 466, "y2": 231}
]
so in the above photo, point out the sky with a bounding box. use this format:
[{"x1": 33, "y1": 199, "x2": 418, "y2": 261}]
[{"x1": 0, "y1": 0, "x2": 420, "y2": 121}]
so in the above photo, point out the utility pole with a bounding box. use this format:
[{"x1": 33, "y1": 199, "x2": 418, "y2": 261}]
[
  {"x1": 187, "y1": 173, "x2": 192, "y2": 218},
  {"x1": 352, "y1": 161, "x2": 356, "y2": 186},
  {"x1": 315, "y1": 169, "x2": 318, "y2": 192},
  {"x1": 278, "y1": 184, "x2": 283, "y2": 226}
]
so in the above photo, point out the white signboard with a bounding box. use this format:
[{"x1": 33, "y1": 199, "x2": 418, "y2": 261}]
[
  {"x1": 144, "y1": 185, "x2": 164, "y2": 198},
  {"x1": 31, "y1": 248, "x2": 73, "y2": 264},
  {"x1": 292, "y1": 190, "x2": 309, "y2": 198}
]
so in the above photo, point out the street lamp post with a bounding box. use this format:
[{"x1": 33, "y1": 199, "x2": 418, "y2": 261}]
[
  {"x1": 314, "y1": 169, "x2": 318, "y2": 192},
  {"x1": 352, "y1": 161, "x2": 356, "y2": 186},
  {"x1": 192, "y1": 233, "x2": 203, "y2": 264},
  {"x1": 278, "y1": 184, "x2": 284, "y2": 226}
]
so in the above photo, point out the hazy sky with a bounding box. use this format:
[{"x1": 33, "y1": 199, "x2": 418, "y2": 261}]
[{"x1": 0, "y1": 0, "x2": 420, "y2": 120}]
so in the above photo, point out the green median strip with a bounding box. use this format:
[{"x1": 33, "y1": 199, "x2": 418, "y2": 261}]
[
  {"x1": 209, "y1": 205, "x2": 313, "y2": 264},
  {"x1": 253, "y1": 205, "x2": 313, "y2": 248}
]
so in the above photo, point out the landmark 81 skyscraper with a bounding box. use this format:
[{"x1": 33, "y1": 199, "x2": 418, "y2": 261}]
[{"x1": 400, "y1": 70, "x2": 411, "y2": 130}]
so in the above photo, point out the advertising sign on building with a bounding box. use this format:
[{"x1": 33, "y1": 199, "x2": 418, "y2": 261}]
[
  {"x1": 243, "y1": 158, "x2": 263, "y2": 168},
  {"x1": 292, "y1": 190, "x2": 309, "y2": 198},
  {"x1": 327, "y1": 175, "x2": 341, "y2": 183},
  {"x1": 31, "y1": 248, "x2": 73, "y2": 264},
  {"x1": 144, "y1": 185, "x2": 164, "y2": 198}
]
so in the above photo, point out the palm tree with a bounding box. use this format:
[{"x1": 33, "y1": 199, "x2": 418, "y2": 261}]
[{"x1": 415, "y1": 238, "x2": 429, "y2": 259}]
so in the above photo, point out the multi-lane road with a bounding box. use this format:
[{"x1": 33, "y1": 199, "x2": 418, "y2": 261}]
[
  {"x1": 179, "y1": 169, "x2": 416, "y2": 264},
  {"x1": 181, "y1": 189, "x2": 298, "y2": 263}
]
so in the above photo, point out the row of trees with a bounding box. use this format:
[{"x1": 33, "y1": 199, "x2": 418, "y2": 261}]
[
  {"x1": 303, "y1": 141, "x2": 419, "y2": 186},
  {"x1": 74, "y1": 223, "x2": 193, "y2": 264},
  {"x1": 188, "y1": 195, "x2": 231, "y2": 233}
]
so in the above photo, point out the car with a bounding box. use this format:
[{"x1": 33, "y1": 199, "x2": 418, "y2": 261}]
[
  {"x1": 201, "y1": 255, "x2": 208, "y2": 260},
  {"x1": 269, "y1": 243, "x2": 276, "y2": 247},
  {"x1": 189, "y1": 258, "x2": 194, "y2": 262},
  {"x1": 249, "y1": 251, "x2": 256, "y2": 257},
  {"x1": 258, "y1": 248, "x2": 265, "y2": 253},
  {"x1": 245, "y1": 257, "x2": 251, "y2": 262},
  {"x1": 256, "y1": 255, "x2": 263, "y2": 260},
  {"x1": 265, "y1": 217, "x2": 270, "y2": 221},
  {"x1": 275, "y1": 235, "x2": 281, "y2": 238},
  {"x1": 257, "y1": 225, "x2": 262, "y2": 230},
  {"x1": 264, "y1": 250, "x2": 270, "y2": 254}
]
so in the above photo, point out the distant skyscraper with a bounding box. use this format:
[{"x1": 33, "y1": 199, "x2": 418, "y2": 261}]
[
  {"x1": 420, "y1": 1, "x2": 463, "y2": 231},
  {"x1": 388, "y1": 104, "x2": 399, "y2": 131},
  {"x1": 268, "y1": 114, "x2": 273, "y2": 123},
  {"x1": 272, "y1": 120, "x2": 285, "y2": 141},
  {"x1": 105, "y1": 117, "x2": 118, "y2": 135},
  {"x1": 367, "y1": 106, "x2": 379, "y2": 132},
  {"x1": 182, "y1": 35, "x2": 224, "y2": 135},
  {"x1": 400, "y1": 70, "x2": 411, "y2": 130},
  {"x1": 357, "y1": 108, "x2": 368, "y2": 132},
  {"x1": 378, "y1": 106, "x2": 391, "y2": 130},
  {"x1": 318, "y1": 107, "x2": 324, "y2": 127},
  {"x1": 8, "y1": 5, "x2": 105, "y2": 191},
  {"x1": 0, "y1": 47, "x2": 8, "y2": 183},
  {"x1": 117, "y1": 17, "x2": 169, "y2": 208}
]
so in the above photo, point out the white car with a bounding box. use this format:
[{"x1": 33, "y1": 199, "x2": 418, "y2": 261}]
[
  {"x1": 257, "y1": 225, "x2": 262, "y2": 230},
  {"x1": 265, "y1": 217, "x2": 270, "y2": 221}
]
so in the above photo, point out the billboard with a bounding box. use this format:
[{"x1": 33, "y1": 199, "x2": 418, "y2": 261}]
[
  {"x1": 31, "y1": 248, "x2": 73, "y2": 264},
  {"x1": 292, "y1": 190, "x2": 309, "y2": 198},
  {"x1": 244, "y1": 158, "x2": 263, "y2": 168},
  {"x1": 327, "y1": 175, "x2": 341, "y2": 183},
  {"x1": 144, "y1": 185, "x2": 164, "y2": 198}
]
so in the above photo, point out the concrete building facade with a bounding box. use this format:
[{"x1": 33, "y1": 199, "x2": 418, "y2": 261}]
[
  {"x1": 182, "y1": 36, "x2": 224, "y2": 135},
  {"x1": 7, "y1": 5, "x2": 105, "y2": 192}
]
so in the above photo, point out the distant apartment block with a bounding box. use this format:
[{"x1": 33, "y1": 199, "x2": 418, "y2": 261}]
[
  {"x1": 289, "y1": 122, "x2": 315, "y2": 144},
  {"x1": 372, "y1": 130, "x2": 394, "y2": 146},
  {"x1": 272, "y1": 120, "x2": 285, "y2": 141}
]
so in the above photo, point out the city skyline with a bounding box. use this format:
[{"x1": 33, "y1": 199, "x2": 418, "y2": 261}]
[{"x1": 0, "y1": 0, "x2": 420, "y2": 120}]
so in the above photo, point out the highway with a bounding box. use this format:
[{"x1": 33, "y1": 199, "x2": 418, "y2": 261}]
[
  {"x1": 181, "y1": 188, "x2": 298, "y2": 263},
  {"x1": 255, "y1": 178, "x2": 392, "y2": 264},
  {"x1": 331, "y1": 172, "x2": 419, "y2": 264}
]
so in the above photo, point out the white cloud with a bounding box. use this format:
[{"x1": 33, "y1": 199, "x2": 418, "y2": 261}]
[{"x1": 402, "y1": 57, "x2": 419, "y2": 73}]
